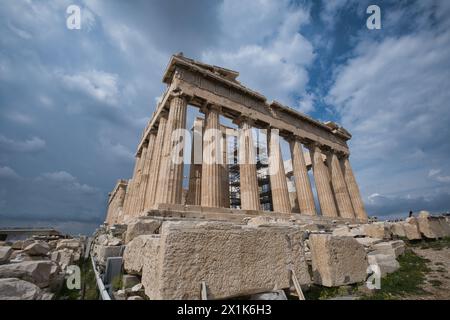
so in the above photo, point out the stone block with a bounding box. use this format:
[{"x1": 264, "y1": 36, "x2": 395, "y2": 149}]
[
  {"x1": 123, "y1": 235, "x2": 159, "y2": 275},
  {"x1": 23, "y1": 242, "x2": 50, "y2": 256},
  {"x1": 417, "y1": 215, "x2": 445, "y2": 239},
  {"x1": 355, "y1": 237, "x2": 383, "y2": 247},
  {"x1": 367, "y1": 253, "x2": 400, "y2": 277},
  {"x1": 370, "y1": 240, "x2": 405, "y2": 258},
  {"x1": 94, "y1": 245, "x2": 123, "y2": 266},
  {"x1": 0, "y1": 278, "x2": 43, "y2": 300},
  {"x1": 362, "y1": 222, "x2": 392, "y2": 239},
  {"x1": 309, "y1": 234, "x2": 368, "y2": 287},
  {"x1": 391, "y1": 223, "x2": 406, "y2": 238},
  {"x1": 125, "y1": 218, "x2": 162, "y2": 243},
  {"x1": 142, "y1": 221, "x2": 311, "y2": 300},
  {"x1": 0, "y1": 261, "x2": 53, "y2": 288},
  {"x1": 0, "y1": 246, "x2": 12, "y2": 265}
]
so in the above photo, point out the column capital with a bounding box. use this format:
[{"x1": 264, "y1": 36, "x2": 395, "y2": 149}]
[
  {"x1": 233, "y1": 114, "x2": 255, "y2": 127},
  {"x1": 200, "y1": 103, "x2": 221, "y2": 115}
]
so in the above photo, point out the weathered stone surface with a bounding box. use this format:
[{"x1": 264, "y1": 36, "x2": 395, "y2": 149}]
[
  {"x1": 125, "y1": 218, "x2": 161, "y2": 243},
  {"x1": 124, "y1": 235, "x2": 159, "y2": 275},
  {"x1": 56, "y1": 239, "x2": 82, "y2": 252},
  {"x1": 309, "y1": 234, "x2": 368, "y2": 287},
  {"x1": 94, "y1": 245, "x2": 123, "y2": 266},
  {"x1": 331, "y1": 225, "x2": 363, "y2": 237},
  {"x1": 0, "y1": 261, "x2": 53, "y2": 288},
  {"x1": 355, "y1": 237, "x2": 383, "y2": 247},
  {"x1": 438, "y1": 217, "x2": 450, "y2": 237},
  {"x1": 0, "y1": 278, "x2": 43, "y2": 300},
  {"x1": 390, "y1": 223, "x2": 406, "y2": 238},
  {"x1": 370, "y1": 240, "x2": 405, "y2": 258},
  {"x1": 0, "y1": 246, "x2": 13, "y2": 264},
  {"x1": 51, "y1": 249, "x2": 74, "y2": 271},
  {"x1": 142, "y1": 221, "x2": 310, "y2": 300},
  {"x1": 23, "y1": 242, "x2": 50, "y2": 256},
  {"x1": 402, "y1": 218, "x2": 422, "y2": 240},
  {"x1": 123, "y1": 274, "x2": 140, "y2": 289},
  {"x1": 361, "y1": 222, "x2": 392, "y2": 239},
  {"x1": 367, "y1": 253, "x2": 400, "y2": 277},
  {"x1": 417, "y1": 214, "x2": 446, "y2": 239},
  {"x1": 250, "y1": 290, "x2": 287, "y2": 300}
]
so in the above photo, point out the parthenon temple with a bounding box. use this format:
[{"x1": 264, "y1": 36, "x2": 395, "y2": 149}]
[{"x1": 105, "y1": 53, "x2": 368, "y2": 226}]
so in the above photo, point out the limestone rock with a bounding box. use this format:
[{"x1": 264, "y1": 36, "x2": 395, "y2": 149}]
[
  {"x1": 94, "y1": 245, "x2": 122, "y2": 266},
  {"x1": 402, "y1": 218, "x2": 422, "y2": 240},
  {"x1": 0, "y1": 261, "x2": 53, "y2": 288},
  {"x1": 332, "y1": 226, "x2": 353, "y2": 237},
  {"x1": 56, "y1": 239, "x2": 82, "y2": 253},
  {"x1": 23, "y1": 242, "x2": 50, "y2": 256},
  {"x1": 309, "y1": 234, "x2": 368, "y2": 287},
  {"x1": 355, "y1": 237, "x2": 383, "y2": 247},
  {"x1": 0, "y1": 246, "x2": 13, "y2": 264},
  {"x1": 417, "y1": 215, "x2": 445, "y2": 239},
  {"x1": 123, "y1": 235, "x2": 159, "y2": 275},
  {"x1": 250, "y1": 290, "x2": 287, "y2": 300},
  {"x1": 142, "y1": 221, "x2": 311, "y2": 300},
  {"x1": 367, "y1": 253, "x2": 400, "y2": 277},
  {"x1": 0, "y1": 278, "x2": 43, "y2": 300},
  {"x1": 123, "y1": 274, "x2": 140, "y2": 289},
  {"x1": 370, "y1": 240, "x2": 405, "y2": 258},
  {"x1": 390, "y1": 223, "x2": 406, "y2": 238},
  {"x1": 125, "y1": 218, "x2": 162, "y2": 243},
  {"x1": 361, "y1": 222, "x2": 392, "y2": 239}
]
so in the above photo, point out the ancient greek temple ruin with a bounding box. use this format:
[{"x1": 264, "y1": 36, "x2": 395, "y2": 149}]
[{"x1": 106, "y1": 53, "x2": 368, "y2": 225}]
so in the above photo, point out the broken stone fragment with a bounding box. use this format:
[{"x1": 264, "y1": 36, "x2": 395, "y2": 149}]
[
  {"x1": 309, "y1": 234, "x2": 368, "y2": 287},
  {"x1": 0, "y1": 278, "x2": 43, "y2": 300},
  {"x1": 0, "y1": 261, "x2": 53, "y2": 288},
  {"x1": 125, "y1": 218, "x2": 162, "y2": 243},
  {"x1": 0, "y1": 246, "x2": 13, "y2": 265},
  {"x1": 23, "y1": 241, "x2": 50, "y2": 256},
  {"x1": 370, "y1": 240, "x2": 405, "y2": 258},
  {"x1": 123, "y1": 235, "x2": 160, "y2": 275},
  {"x1": 367, "y1": 253, "x2": 400, "y2": 277},
  {"x1": 361, "y1": 222, "x2": 392, "y2": 239}
]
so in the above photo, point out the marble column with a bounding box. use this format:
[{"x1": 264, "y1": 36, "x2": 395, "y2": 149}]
[
  {"x1": 155, "y1": 92, "x2": 188, "y2": 205},
  {"x1": 221, "y1": 132, "x2": 230, "y2": 208},
  {"x1": 186, "y1": 118, "x2": 203, "y2": 205},
  {"x1": 238, "y1": 119, "x2": 260, "y2": 211},
  {"x1": 289, "y1": 138, "x2": 317, "y2": 216},
  {"x1": 136, "y1": 130, "x2": 157, "y2": 213},
  {"x1": 201, "y1": 105, "x2": 222, "y2": 207},
  {"x1": 340, "y1": 156, "x2": 368, "y2": 221},
  {"x1": 267, "y1": 128, "x2": 291, "y2": 214},
  {"x1": 144, "y1": 115, "x2": 168, "y2": 209},
  {"x1": 309, "y1": 144, "x2": 338, "y2": 217},
  {"x1": 130, "y1": 143, "x2": 148, "y2": 215},
  {"x1": 122, "y1": 154, "x2": 141, "y2": 216},
  {"x1": 327, "y1": 151, "x2": 355, "y2": 219}
]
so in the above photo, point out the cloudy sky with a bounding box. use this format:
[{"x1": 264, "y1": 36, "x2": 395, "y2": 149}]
[{"x1": 1, "y1": 0, "x2": 449, "y2": 234}]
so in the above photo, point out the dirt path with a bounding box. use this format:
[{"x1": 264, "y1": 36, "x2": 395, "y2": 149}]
[{"x1": 407, "y1": 247, "x2": 450, "y2": 300}]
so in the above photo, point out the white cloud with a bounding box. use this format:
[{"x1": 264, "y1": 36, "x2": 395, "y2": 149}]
[
  {"x1": 38, "y1": 171, "x2": 98, "y2": 194},
  {"x1": 0, "y1": 135, "x2": 46, "y2": 153},
  {"x1": 58, "y1": 70, "x2": 120, "y2": 106},
  {"x1": 6, "y1": 112, "x2": 33, "y2": 124},
  {"x1": 202, "y1": 1, "x2": 314, "y2": 107},
  {"x1": 0, "y1": 166, "x2": 20, "y2": 180}
]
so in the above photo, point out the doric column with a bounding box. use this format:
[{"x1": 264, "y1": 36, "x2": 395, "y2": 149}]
[
  {"x1": 187, "y1": 118, "x2": 203, "y2": 205},
  {"x1": 130, "y1": 143, "x2": 148, "y2": 215},
  {"x1": 136, "y1": 130, "x2": 157, "y2": 213},
  {"x1": 238, "y1": 119, "x2": 260, "y2": 211},
  {"x1": 289, "y1": 137, "x2": 317, "y2": 215},
  {"x1": 326, "y1": 151, "x2": 355, "y2": 219},
  {"x1": 267, "y1": 128, "x2": 291, "y2": 214},
  {"x1": 144, "y1": 115, "x2": 168, "y2": 209},
  {"x1": 122, "y1": 154, "x2": 141, "y2": 216},
  {"x1": 221, "y1": 132, "x2": 230, "y2": 208},
  {"x1": 340, "y1": 156, "x2": 368, "y2": 221},
  {"x1": 155, "y1": 92, "x2": 188, "y2": 205},
  {"x1": 308, "y1": 144, "x2": 338, "y2": 217},
  {"x1": 201, "y1": 105, "x2": 222, "y2": 207}
]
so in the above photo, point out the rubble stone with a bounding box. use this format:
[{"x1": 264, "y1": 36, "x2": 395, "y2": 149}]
[
  {"x1": 0, "y1": 278, "x2": 43, "y2": 300},
  {"x1": 367, "y1": 253, "x2": 400, "y2": 276},
  {"x1": 0, "y1": 261, "x2": 53, "y2": 288},
  {"x1": 0, "y1": 246, "x2": 13, "y2": 265},
  {"x1": 309, "y1": 234, "x2": 368, "y2": 287},
  {"x1": 124, "y1": 235, "x2": 159, "y2": 275},
  {"x1": 23, "y1": 242, "x2": 50, "y2": 256},
  {"x1": 125, "y1": 218, "x2": 162, "y2": 243},
  {"x1": 361, "y1": 222, "x2": 392, "y2": 239}
]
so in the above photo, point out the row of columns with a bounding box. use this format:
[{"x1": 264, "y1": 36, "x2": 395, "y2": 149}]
[{"x1": 120, "y1": 91, "x2": 368, "y2": 222}]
